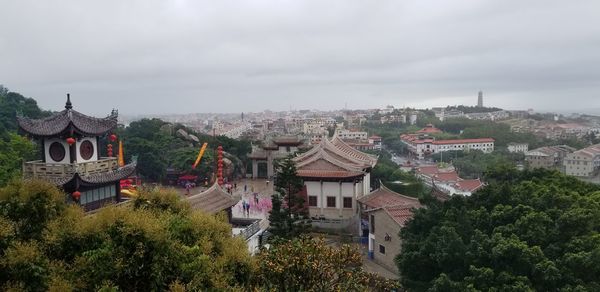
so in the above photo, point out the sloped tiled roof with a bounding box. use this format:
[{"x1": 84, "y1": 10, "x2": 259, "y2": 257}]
[
  {"x1": 17, "y1": 97, "x2": 117, "y2": 137},
  {"x1": 358, "y1": 185, "x2": 420, "y2": 210},
  {"x1": 433, "y1": 171, "x2": 460, "y2": 182},
  {"x1": 454, "y1": 179, "x2": 484, "y2": 192},
  {"x1": 187, "y1": 181, "x2": 239, "y2": 214},
  {"x1": 385, "y1": 205, "x2": 417, "y2": 226}
]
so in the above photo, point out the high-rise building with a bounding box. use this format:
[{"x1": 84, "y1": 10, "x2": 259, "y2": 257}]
[{"x1": 477, "y1": 91, "x2": 483, "y2": 107}]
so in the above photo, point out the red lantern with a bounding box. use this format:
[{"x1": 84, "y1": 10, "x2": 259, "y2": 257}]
[
  {"x1": 110, "y1": 134, "x2": 117, "y2": 142},
  {"x1": 72, "y1": 191, "x2": 81, "y2": 200},
  {"x1": 66, "y1": 137, "x2": 76, "y2": 145}
]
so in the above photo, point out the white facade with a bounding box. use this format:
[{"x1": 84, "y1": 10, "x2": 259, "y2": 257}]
[
  {"x1": 507, "y1": 143, "x2": 529, "y2": 153},
  {"x1": 75, "y1": 137, "x2": 99, "y2": 162},
  {"x1": 43, "y1": 138, "x2": 71, "y2": 164},
  {"x1": 336, "y1": 129, "x2": 368, "y2": 140},
  {"x1": 563, "y1": 144, "x2": 600, "y2": 177},
  {"x1": 305, "y1": 179, "x2": 368, "y2": 220},
  {"x1": 409, "y1": 114, "x2": 418, "y2": 125}
]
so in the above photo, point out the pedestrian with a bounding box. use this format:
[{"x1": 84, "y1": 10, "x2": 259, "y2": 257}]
[
  {"x1": 185, "y1": 183, "x2": 191, "y2": 195},
  {"x1": 254, "y1": 193, "x2": 259, "y2": 205},
  {"x1": 266, "y1": 180, "x2": 269, "y2": 187},
  {"x1": 244, "y1": 184, "x2": 247, "y2": 192},
  {"x1": 234, "y1": 183, "x2": 237, "y2": 190}
]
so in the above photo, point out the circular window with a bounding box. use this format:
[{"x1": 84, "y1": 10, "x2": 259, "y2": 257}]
[
  {"x1": 49, "y1": 142, "x2": 66, "y2": 162},
  {"x1": 79, "y1": 140, "x2": 94, "y2": 160}
]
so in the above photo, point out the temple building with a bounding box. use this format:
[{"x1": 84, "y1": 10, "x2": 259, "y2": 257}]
[
  {"x1": 248, "y1": 136, "x2": 307, "y2": 178},
  {"x1": 293, "y1": 134, "x2": 378, "y2": 231},
  {"x1": 187, "y1": 180, "x2": 239, "y2": 222},
  {"x1": 17, "y1": 95, "x2": 136, "y2": 210}
]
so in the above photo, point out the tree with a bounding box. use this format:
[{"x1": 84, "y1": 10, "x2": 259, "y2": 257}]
[
  {"x1": 256, "y1": 236, "x2": 399, "y2": 291},
  {"x1": 0, "y1": 133, "x2": 38, "y2": 186},
  {"x1": 396, "y1": 169, "x2": 600, "y2": 291},
  {"x1": 0, "y1": 180, "x2": 255, "y2": 291},
  {"x1": 269, "y1": 155, "x2": 310, "y2": 240}
]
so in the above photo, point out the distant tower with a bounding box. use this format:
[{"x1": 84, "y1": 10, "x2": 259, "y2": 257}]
[{"x1": 477, "y1": 91, "x2": 483, "y2": 107}]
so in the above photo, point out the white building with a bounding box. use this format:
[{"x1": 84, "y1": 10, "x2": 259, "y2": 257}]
[
  {"x1": 563, "y1": 144, "x2": 600, "y2": 177},
  {"x1": 293, "y1": 135, "x2": 378, "y2": 232},
  {"x1": 401, "y1": 135, "x2": 495, "y2": 159},
  {"x1": 336, "y1": 128, "x2": 368, "y2": 140},
  {"x1": 507, "y1": 142, "x2": 529, "y2": 153}
]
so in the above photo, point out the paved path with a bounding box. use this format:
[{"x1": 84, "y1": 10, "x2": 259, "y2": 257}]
[{"x1": 231, "y1": 178, "x2": 274, "y2": 220}]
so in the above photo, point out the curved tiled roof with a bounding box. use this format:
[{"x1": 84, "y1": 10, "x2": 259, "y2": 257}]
[
  {"x1": 330, "y1": 135, "x2": 378, "y2": 167},
  {"x1": 17, "y1": 97, "x2": 117, "y2": 137},
  {"x1": 187, "y1": 181, "x2": 239, "y2": 214},
  {"x1": 294, "y1": 135, "x2": 377, "y2": 171},
  {"x1": 49, "y1": 163, "x2": 137, "y2": 186}
]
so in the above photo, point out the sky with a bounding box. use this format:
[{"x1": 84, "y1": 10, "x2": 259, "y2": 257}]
[{"x1": 1, "y1": 0, "x2": 600, "y2": 115}]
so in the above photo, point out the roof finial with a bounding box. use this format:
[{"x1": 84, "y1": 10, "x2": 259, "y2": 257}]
[{"x1": 65, "y1": 93, "x2": 72, "y2": 110}]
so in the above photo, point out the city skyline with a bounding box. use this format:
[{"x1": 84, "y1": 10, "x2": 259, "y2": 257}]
[{"x1": 2, "y1": 0, "x2": 600, "y2": 115}]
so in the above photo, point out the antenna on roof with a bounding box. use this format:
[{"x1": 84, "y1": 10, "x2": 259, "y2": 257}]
[{"x1": 65, "y1": 93, "x2": 72, "y2": 110}]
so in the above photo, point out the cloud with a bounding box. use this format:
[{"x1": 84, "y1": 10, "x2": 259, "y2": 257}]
[{"x1": 1, "y1": 0, "x2": 599, "y2": 115}]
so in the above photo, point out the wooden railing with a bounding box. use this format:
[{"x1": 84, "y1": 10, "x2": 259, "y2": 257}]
[{"x1": 23, "y1": 157, "x2": 118, "y2": 180}]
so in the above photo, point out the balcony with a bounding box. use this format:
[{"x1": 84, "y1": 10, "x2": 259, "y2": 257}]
[{"x1": 23, "y1": 157, "x2": 119, "y2": 181}]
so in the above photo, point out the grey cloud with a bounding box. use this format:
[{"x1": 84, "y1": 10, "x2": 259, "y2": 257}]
[{"x1": 1, "y1": 0, "x2": 599, "y2": 115}]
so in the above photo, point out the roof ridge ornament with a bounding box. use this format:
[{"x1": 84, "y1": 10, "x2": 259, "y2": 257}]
[{"x1": 65, "y1": 93, "x2": 72, "y2": 110}]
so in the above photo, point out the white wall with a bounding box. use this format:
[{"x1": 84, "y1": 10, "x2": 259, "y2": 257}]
[
  {"x1": 76, "y1": 137, "x2": 98, "y2": 163},
  {"x1": 44, "y1": 138, "x2": 70, "y2": 164}
]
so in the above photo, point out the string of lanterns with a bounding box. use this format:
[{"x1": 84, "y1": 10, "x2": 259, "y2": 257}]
[{"x1": 217, "y1": 145, "x2": 223, "y2": 186}]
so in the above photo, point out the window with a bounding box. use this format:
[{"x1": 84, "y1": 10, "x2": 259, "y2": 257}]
[
  {"x1": 49, "y1": 142, "x2": 66, "y2": 162},
  {"x1": 286, "y1": 146, "x2": 291, "y2": 152},
  {"x1": 79, "y1": 140, "x2": 94, "y2": 160},
  {"x1": 343, "y1": 197, "x2": 352, "y2": 208},
  {"x1": 379, "y1": 244, "x2": 386, "y2": 254},
  {"x1": 308, "y1": 196, "x2": 317, "y2": 207},
  {"x1": 370, "y1": 215, "x2": 375, "y2": 233},
  {"x1": 326, "y1": 196, "x2": 336, "y2": 208}
]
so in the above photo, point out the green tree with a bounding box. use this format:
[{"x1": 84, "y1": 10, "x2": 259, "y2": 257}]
[
  {"x1": 0, "y1": 180, "x2": 256, "y2": 291},
  {"x1": 396, "y1": 169, "x2": 600, "y2": 291},
  {"x1": 269, "y1": 155, "x2": 310, "y2": 240},
  {"x1": 257, "y1": 236, "x2": 399, "y2": 291},
  {"x1": 0, "y1": 133, "x2": 38, "y2": 186}
]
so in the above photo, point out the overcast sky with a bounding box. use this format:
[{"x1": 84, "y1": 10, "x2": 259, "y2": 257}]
[{"x1": 1, "y1": 0, "x2": 600, "y2": 115}]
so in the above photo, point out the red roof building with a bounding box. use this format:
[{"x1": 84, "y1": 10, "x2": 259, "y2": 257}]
[{"x1": 293, "y1": 134, "x2": 378, "y2": 226}]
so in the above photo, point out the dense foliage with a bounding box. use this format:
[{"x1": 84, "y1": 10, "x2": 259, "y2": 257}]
[
  {"x1": 431, "y1": 150, "x2": 524, "y2": 179},
  {"x1": 0, "y1": 85, "x2": 50, "y2": 135},
  {"x1": 0, "y1": 86, "x2": 46, "y2": 186},
  {"x1": 370, "y1": 150, "x2": 428, "y2": 198},
  {"x1": 397, "y1": 169, "x2": 600, "y2": 291},
  {"x1": 0, "y1": 180, "x2": 254, "y2": 291},
  {"x1": 269, "y1": 155, "x2": 310, "y2": 239},
  {"x1": 257, "y1": 236, "x2": 399, "y2": 291},
  {"x1": 119, "y1": 118, "x2": 251, "y2": 182}
]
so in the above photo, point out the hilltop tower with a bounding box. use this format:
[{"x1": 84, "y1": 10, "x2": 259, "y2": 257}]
[
  {"x1": 477, "y1": 91, "x2": 483, "y2": 107},
  {"x1": 17, "y1": 94, "x2": 136, "y2": 211}
]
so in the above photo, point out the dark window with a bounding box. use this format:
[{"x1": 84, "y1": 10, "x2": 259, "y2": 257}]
[
  {"x1": 308, "y1": 196, "x2": 317, "y2": 207},
  {"x1": 49, "y1": 142, "x2": 66, "y2": 162},
  {"x1": 326, "y1": 196, "x2": 336, "y2": 208},
  {"x1": 343, "y1": 197, "x2": 352, "y2": 208},
  {"x1": 379, "y1": 244, "x2": 385, "y2": 254},
  {"x1": 370, "y1": 214, "x2": 375, "y2": 233},
  {"x1": 79, "y1": 140, "x2": 94, "y2": 160},
  {"x1": 286, "y1": 146, "x2": 291, "y2": 152}
]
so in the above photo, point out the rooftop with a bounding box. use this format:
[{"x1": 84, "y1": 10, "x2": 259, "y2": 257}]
[
  {"x1": 17, "y1": 95, "x2": 118, "y2": 137},
  {"x1": 187, "y1": 181, "x2": 239, "y2": 214}
]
